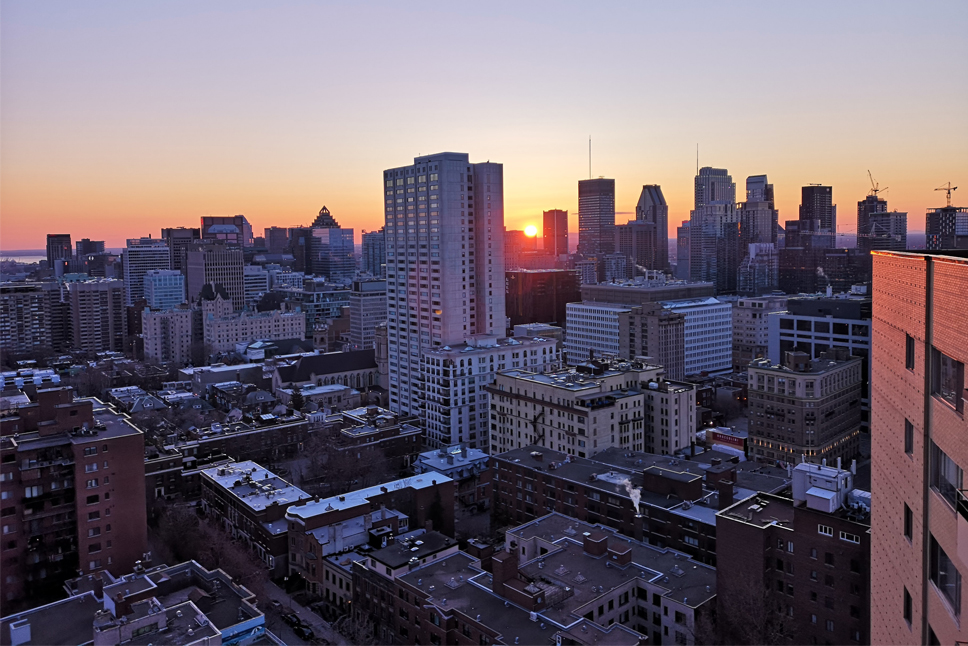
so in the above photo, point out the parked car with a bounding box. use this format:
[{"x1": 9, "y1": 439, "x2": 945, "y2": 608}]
[
  {"x1": 294, "y1": 625, "x2": 316, "y2": 641},
  {"x1": 270, "y1": 600, "x2": 282, "y2": 611},
  {"x1": 282, "y1": 613, "x2": 301, "y2": 627}
]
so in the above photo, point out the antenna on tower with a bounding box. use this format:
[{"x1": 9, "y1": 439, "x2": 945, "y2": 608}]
[
  {"x1": 696, "y1": 144, "x2": 699, "y2": 175},
  {"x1": 588, "y1": 136, "x2": 592, "y2": 179}
]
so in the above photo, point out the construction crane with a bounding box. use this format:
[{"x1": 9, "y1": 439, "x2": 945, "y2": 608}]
[
  {"x1": 936, "y1": 182, "x2": 958, "y2": 207},
  {"x1": 868, "y1": 170, "x2": 888, "y2": 197}
]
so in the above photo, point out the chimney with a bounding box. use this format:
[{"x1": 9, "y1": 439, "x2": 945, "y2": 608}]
[
  {"x1": 710, "y1": 458, "x2": 722, "y2": 467},
  {"x1": 633, "y1": 513, "x2": 645, "y2": 542},
  {"x1": 717, "y1": 480, "x2": 735, "y2": 510},
  {"x1": 851, "y1": 459, "x2": 857, "y2": 475},
  {"x1": 491, "y1": 550, "x2": 518, "y2": 597}
]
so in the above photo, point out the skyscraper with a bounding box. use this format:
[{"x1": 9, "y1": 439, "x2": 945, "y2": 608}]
[
  {"x1": 46, "y1": 233, "x2": 72, "y2": 268},
  {"x1": 577, "y1": 178, "x2": 615, "y2": 256},
  {"x1": 75, "y1": 238, "x2": 105, "y2": 257},
  {"x1": 739, "y1": 175, "x2": 778, "y2": 247},
  {"x1": 186, "y1": 242, "x2": 245, "y2": 310},
  {"x1": 925, "y1": 204, "x2": 968, "y2": 250},
  {"x1": 122, "y1": 237, "x2": 171, "y2": 306},
  {"x1": 857, "y1": 192, "x2": 888, "y2": 251},
  {"x1": 799, "y1": 185, "x2": 837, "y2": 248},
  {"x1": 309, "y1": 206, "x2": 355, "y2": 280},
  {"x1": 870, "y1": 250, "x2": 968, "y2": 645},
  {"x1": 362, "y1": 227, "x2": 387, "y2": 277},
  {"x1": 868, "y1": 211, "x2": 908, "y2": 252},
  {"x1": 676, "y1": 221, "x2": 691, "y2": 280},
  {"x1": 542, "y1": 209, "x2": 568, "y2": 258},
  {"x1": 383, "y1": 152, "x2": 506, "y2": 417},
  {"x1": 161, "y1": 226, "x2": 201, "y2": 272},
  {"x1": 633, "y1": 185, "x2": 669, "y2": 270},
  {"x1": 694, "y1": 167, "x2": 735, "y2": 209},
  {"x1": 264, "y1": 226, "x2": 291, "y2": 255},
  {"x1": 200, "y1": 215, "x2": 252, "y2": 247}
]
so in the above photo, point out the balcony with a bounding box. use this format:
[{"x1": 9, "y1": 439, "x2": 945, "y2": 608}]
[{"x1": 958, "y1": 490, "x2": 968, "y2": 568}]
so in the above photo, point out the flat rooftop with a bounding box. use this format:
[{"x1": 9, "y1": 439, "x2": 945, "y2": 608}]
[
  {"x1": 201, "y1": 461, "x2": 310, "y2": 513},
  {"x1": 287, "y1": 471, "x2": 452, "y2": 520},
  {"x1": 0, "y1": 592, "x2": 101, "y2": 646},
  {"x1": 368, "y1": 530, "x2": 457, "y2": 569}
]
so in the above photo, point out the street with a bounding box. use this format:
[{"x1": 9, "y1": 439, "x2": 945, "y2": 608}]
[{"x1": 262, "y1": 580, "x2": 348, "y2": 646}]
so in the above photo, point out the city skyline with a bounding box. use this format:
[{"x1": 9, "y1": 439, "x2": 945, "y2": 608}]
[{"x1": 2, "y1": 1, "x2": 966, "y2": 250}]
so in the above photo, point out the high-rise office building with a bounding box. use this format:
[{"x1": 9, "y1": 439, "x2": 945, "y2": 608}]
[
  {"x1": 542, "y1": 209, "x2": 568, "y2": 258},
  {"x1": 243, "y1": 264, "x2": 270, "y2": 307},
  {"x1": 505, "y1": 269, "x2": 580, "y2": 328},
  {"x1": 857, "y1": 193, "x2": 888, "y2": 251},
  {"x1": 310, "y1": 207, "x2": 355, "y2": 280},
  {"x1": 689, "y1": 202, "x2": 738, "y2": 287},
  {"x1": 264, "y1": 226, "x2": 291, "y2": 254},
  {"x1": 201, "y1": 215, "x2": 252, "y2": 247},
  {"x1": 739, "y1": 175, "x2": 778, "y2": 247},
  {"x1": 694, "y1": 167, "x2": 735, "y2": 209},
  {"x1": 122, "y1": 237, "x2": 171, "y2": 306},
  {"x1": 362, "y1": 227, "x2": 387, "y2": 277},
  {"x1": 383, "y1": 152, "x2": 506, "y2": 417},
  {"x1": 143, "y1": 269, "x2": 186, "y2": 310},
  {"x1": 870, "y1": 250, "x2": 968, "y2": 645},
  {"x1": 74, "y1": 238, "x2": 105, "y2": 257},
  {"x1": 925, "y1": 205, "x2": 968, "y2": 250},
  {"x1": 46, "y1": 234, "x2": 72, "y2": 267},
  {"x1": 185, "y1": 243, "x2": 245, "y2": 310},
  {"x1": 633, "y1": 185, "x2": 669, "y2": 270},
  {"x1": 349, "y1": 279, "x2": 387, "y2": 350},
  {"x1": 799, "y1": 185, "x2": 837, "y2": 249},
  {"x1": 160, "y1": 226, "x2": 201, "y2": 272},
  {"x1": 676, "y1": 221, "x2": 691, "y2": 280},
  {"x1": 577, "y1": 178, "x2": 615, "y2": 256},
  {"x1": 737, "y1": 242, "x2": 779, "y2": 295}
]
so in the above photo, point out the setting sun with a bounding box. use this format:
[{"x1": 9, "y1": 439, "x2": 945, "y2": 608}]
[{"x1": 524, "y1": 225, "x2": 538, "y2": 237}]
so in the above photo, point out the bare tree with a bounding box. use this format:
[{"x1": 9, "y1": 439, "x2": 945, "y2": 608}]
[{"x1": 716, "y1": 570, "x2": 794, "y2": 645}]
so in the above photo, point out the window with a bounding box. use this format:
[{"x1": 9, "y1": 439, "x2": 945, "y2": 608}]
[
  {"x1": 904, "y1": 504, "x2": 913, "y2": 541},
  {"x1": 24, "y1": 486, "x2": 42, "y2": 498},
  {"x1": 932, "y1": 348, "x2": 965, "y2": 412},
  {"x1": 826, "y1": 620, "x2": 835, "y2": 632},
  {"x1": 929, "y1": 535, "x2": 961, "y2": 613},
  {"x1": 818, "y1": 524, "x2": 833, "y2": 537},
  {"x1": 904, "y1": 419, "x2": 914, "y2": 455},
  {"x1": 904, "y1": 587, "x2": 913, "y2": 625},
  {"x1": 906, "y1": 335, "x2": 915, "y2": 370},
  {"x1": 840, "y1": 531, "x2": 861, "y2": 544},
  {"x1": 930, "y1": 441, "x2": 963, "y2": 508}
]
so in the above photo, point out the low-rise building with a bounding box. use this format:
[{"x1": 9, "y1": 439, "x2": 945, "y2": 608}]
[
  {"x1": 275, "y1": 383, "x2": 360, "y2": 412},
  {"x1": 717, "y1": 461, "x2": 870, "y2": 645},
  {"x1": 311, "y1": 405, "x2": 423, "y2": 474},
  {"x1": 200, "y1": 460, "x2": 311, "y2": 576},
  {"x1": 284, "y1": 472, "x2": 456, "y2": 597},
  {"x1": 491, "y1": 445, "x2": 790, "y2": 566},
  {"x1": 271, "y1": 349, "x2": 381, "y2": 393},
  {"x1": 352, "y1": 512, "x2": 717, "y2": 646},
  {"x1": 748, "y1": 348, "x2": 863, "y2": 466},
  {"x1": 200, "y1": 289, "x2": 305, "y2": 354},
  {"x1": 414, "y1": 445, "x2": 492, "y2": 510}
]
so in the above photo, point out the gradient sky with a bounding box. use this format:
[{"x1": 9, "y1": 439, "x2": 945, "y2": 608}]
[{"x1": 2, "y1": 1, "x2": 966, "y2": 250}]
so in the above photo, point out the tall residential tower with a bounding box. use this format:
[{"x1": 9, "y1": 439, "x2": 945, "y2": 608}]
[
  {"x1": 577, "y1": 178, "x2": 615, "y2": 256},
  {"x1": 383, "y1": 152, "x2": 506, "y2": 417}
]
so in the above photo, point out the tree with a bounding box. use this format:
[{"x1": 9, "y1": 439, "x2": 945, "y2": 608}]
[
  {"x1": 290, "y1": 390, "x2": 305, "y2": 413},
  {"x1": 716, "y1": 569, "x2": 794, "y2": 645}
]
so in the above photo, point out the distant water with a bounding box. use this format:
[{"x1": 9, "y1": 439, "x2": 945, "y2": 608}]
[{"x1": 1, "y1": 253, "x2": 45, "y2": 264}]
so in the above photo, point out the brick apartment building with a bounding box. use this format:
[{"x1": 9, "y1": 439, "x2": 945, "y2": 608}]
[
  {"x1": 0, "y1": 387, "x2": 147, "y2": 605},
  {"x1": 352, "y1": 513, "x2": 717, "y2": 646},
  {"x1": 717, "y1": 461, "x2": 870, "y2": 645},
  {"x1": 870, "y1": 251, "x2": 968, "y2": 644},
  {"x1": 285, "y1": 472, "x2": 456, "y2": 597},
  {"x1": 491, "y1": 445, "x2": 789, "y2": 565},
  {"x1": 199, "y1": 460, "x2": 311, "y2": 577}
]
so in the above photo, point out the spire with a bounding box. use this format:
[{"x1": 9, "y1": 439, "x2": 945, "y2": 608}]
[{"x1": 312, "y1": 206, "x2": 340, "y2": 228}]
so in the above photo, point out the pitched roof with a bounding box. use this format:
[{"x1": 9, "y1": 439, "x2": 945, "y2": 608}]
[{"x1": 277, "y1": 349, "x2": 377, "y2": 384}]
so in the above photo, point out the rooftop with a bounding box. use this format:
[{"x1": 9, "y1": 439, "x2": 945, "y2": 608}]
[
  {"x1": 368, "y1": 530, "x2": 457, "y2": 569},
  {"x1": 287, "y1": 471, "x2": 452, "y2": 521},
  {"x1": 660, "y1": 297, "x2": 725, "y2": 310},
  {"x1": 200, "y1": 460, "x2": 310, "y2": 515}
]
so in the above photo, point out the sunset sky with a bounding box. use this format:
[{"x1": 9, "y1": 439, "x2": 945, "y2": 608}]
[{"x1": 2, "y1": 1, "x2": 966, "y2": 250}]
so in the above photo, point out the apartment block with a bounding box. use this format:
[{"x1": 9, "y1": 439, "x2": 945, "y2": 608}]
[
  {"x1": 491, "y1": 446, "x2": 790, "y2": 566},
  {"x1": 617, "y1": 303, "x2": 686, "y2": 380},
  {"x1": 421, "y1": 334, "x2": 559, "y2": 450},
  {"x1": 0, "y1": 388, "x2": 147, "y2": 604},
  {"x1": 748, "y1": 349, "x2": 863, "y2": 465},
  {"x1": 67, "y1": 279, "x2": 127, "y2": 353},
  {"x1": 869, "y1": 250, "x2": 968, "y2": 645},
  {"x1": 199, "y1": 460, "x2": 310, "y2": 577},
  {"x1": 661, "y1": 297, "x2": 732, "y2": 376},
  {"x1": 717, "y1": 461, "x2": 870, "y2": 645},
  {"x1": 141, "y1": 305, "x2": 195, "y2": 366},
  {"x1": 200, "y1": 289, "x2": 305, "y2": 354},
  {"x1": 0, "y1": 283, "x2": 51, "y2": 354},
  {"x1": 352, "y1": 512, "x2": 716, "y2": 646}
]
